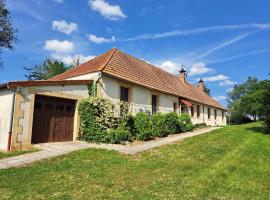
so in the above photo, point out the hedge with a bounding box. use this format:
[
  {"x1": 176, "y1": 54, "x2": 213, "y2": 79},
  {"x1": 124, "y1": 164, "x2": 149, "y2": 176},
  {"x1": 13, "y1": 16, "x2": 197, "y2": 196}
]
[
  {"x1": 78, "y1": 97, "x2": 195, "y2": 143},
  {"x1": 134, "y1": 112, "x2": 152, "y2": 141}
]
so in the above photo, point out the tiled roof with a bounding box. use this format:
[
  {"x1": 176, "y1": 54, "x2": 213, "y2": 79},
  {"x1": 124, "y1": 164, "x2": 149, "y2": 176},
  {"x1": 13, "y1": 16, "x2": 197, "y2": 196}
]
[{"x1": 50, "y1": 48, "x2": 225, "y2": 110}]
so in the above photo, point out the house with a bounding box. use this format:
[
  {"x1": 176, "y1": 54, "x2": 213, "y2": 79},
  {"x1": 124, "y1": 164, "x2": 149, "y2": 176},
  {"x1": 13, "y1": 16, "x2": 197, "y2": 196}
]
[{"x1": 0, "y1": 48, "x2": 226, "y2": 151}]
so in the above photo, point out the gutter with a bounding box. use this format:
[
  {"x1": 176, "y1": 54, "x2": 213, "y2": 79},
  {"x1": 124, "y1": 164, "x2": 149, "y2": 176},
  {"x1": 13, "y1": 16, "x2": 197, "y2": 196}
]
[{"x1": 1, "y1": 83, "x2": 17, "y2": 151}]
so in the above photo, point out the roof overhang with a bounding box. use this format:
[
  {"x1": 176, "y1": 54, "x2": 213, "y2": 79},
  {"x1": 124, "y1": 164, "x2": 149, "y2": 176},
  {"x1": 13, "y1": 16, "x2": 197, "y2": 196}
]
[
  {"x1": 0, "y1": 80, "x2": 92, "y2": 90},
  {"x1": 180, "y1": 99, "x2": 193, "y2": 107}
]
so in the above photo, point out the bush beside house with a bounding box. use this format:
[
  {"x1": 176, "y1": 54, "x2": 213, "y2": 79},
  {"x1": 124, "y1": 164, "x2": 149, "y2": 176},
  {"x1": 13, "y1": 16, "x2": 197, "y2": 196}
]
[{"x1": 78, "y1": 96, "x2": 197, "y2": 144}]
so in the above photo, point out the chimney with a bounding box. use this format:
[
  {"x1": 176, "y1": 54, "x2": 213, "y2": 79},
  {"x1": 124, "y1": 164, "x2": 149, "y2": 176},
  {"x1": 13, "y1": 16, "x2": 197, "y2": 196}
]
[
  {"x1": 179, "y1": 67, "x2": 187, "y2": 83},
  {"x1": 198, "y1": 79, "x2": 204, "y2": 92}
]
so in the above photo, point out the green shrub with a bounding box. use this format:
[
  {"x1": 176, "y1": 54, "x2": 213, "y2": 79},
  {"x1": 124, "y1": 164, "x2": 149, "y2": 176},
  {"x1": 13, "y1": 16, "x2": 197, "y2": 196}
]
[
  {"x1": 78, "y1": 97, "x2": 114, "y2": 142},
  {"x1": 118, "y1": 101, "x2": 135, "y2": 133},
  {"x1": 106, "y1": 126, "x2": 132, "y2": 144},
  {"x1": 194, "y1": 123, "x2": 208, "y2": 129},
  {"x1": 178, "y1": 113, "x2": 194, "y2": 132},
  {"x1": 134, "y1": 112, "x2": 152, "y2": 140},
  {"x1": 164, "y1": 112, "x2": 179, "y2": 134},
  {"x1": 185, "y1": 123, "x2": 194, "y2": 131},
  {"x1": 152, "y1": 113, "x2": 166, "y2": 137},
  {"x1": 152, "y1": 112, "x2": 179, "y2": 137}
]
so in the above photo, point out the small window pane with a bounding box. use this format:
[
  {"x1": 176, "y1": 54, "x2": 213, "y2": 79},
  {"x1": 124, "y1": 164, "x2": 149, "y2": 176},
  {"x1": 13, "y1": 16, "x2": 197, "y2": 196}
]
[
  {"x1": 197, "y1": 105, "x2": 200, "y2": 118},
  {"x1": 120, "y1": 87, "x2": 129, "y2": 102},
  {"x1": 208, "y1": 108, "x2": 211, "y2": 119},
  {"x1": 191, "y1": 106, "x2": 194, "y2": 117}
]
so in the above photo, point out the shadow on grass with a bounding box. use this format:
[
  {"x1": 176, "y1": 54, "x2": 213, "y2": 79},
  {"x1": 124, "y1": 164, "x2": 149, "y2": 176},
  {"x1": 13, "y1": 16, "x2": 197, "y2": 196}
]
[{"x1": 245, "y1": 126, "x2": 270, "y2": 135}]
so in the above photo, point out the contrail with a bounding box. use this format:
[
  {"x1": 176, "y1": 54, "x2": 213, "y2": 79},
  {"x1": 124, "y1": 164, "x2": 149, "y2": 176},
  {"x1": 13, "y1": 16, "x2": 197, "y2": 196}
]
[{"x1": 117, "y1": 23, "x2": 270, "y2": 42}]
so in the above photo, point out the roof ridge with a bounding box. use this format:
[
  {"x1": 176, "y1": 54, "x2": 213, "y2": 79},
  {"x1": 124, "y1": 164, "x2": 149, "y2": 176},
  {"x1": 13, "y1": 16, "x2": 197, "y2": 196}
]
[{"x1": 98, "y1": 47, "x2": 118, "y2": 71}]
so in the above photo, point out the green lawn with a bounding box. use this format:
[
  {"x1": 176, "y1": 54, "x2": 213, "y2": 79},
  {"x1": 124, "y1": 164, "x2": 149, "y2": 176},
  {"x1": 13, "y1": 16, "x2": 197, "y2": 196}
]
[
  {"x1": 0, "y1": 149, "x2": 37, "y2": 159},
  {"x1": 0, "y1": 122, "x2": 269, "y2": 200}
]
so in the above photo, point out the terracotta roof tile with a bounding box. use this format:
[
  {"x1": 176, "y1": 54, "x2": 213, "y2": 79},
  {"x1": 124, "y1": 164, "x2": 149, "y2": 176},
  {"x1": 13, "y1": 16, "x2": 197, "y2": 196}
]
[
  {"x1": 50, "y1": 48, "x2": 225, "y2": 110},
  {"x1": 49, "y1": 48, "x2": 116, "y2": 81}
]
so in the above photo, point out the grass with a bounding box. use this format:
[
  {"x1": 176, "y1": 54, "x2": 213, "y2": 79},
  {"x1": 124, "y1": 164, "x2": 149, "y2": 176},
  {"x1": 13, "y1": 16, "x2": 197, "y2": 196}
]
[
  {"x1": 0, "y1": 149, "x2": 37, "y2": 159},
  {"x1": 0, "y1": 122, "x2": 269, "y2": 200}
]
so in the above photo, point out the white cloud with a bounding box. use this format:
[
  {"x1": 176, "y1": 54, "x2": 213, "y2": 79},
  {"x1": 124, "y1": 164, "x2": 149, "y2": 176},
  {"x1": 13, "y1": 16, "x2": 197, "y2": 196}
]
[
  {"x1": 44, "y1": 40, "x2": 74, "y2": 54},
  {"x1": 160, "y1": 61, "x2": 179, "y2": 74},
  {"x1": 52, "y1": 20, "x2": 77, "y2": 35},
  {"x1": 203, "y1": 74, "x2": 229, "y2": 82},
  {"x1": 53, "y1": 54, "x2": 95, "y2": 65},
  {"x1": 89, "y1": 0, "x2": 126, "y2": 20},
  {"x1": 87, "y1": 34, "x2": 115, "y2": 44},
  {"x1": 203, "y1": 74, "x2": 237, "y2": 87},
  {"x1": 219, "y1": 80, "x2": 237, "y2": 86},
  {"x1": 213, "y1": 96, "x2": 227, "y2": 101},
  {"x1": 118, "y1": 23, "x2": 270, "y2": 42},
  {"x1": 189, "y1": 62, "x2": 213, "y2": 76}
]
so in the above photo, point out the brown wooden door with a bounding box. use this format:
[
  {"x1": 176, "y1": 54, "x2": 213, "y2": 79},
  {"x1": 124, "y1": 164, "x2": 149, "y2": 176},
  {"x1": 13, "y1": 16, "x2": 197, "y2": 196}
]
[{"x1": 32, "y1": 95, "x2": 75, "y2": 144}]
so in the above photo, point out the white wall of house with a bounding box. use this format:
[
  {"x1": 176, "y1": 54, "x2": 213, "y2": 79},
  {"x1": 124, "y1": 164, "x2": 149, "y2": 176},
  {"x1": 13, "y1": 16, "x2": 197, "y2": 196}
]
[
  {"x1": 0, "y1": 89, "x2": 14, "y2": 151},
  {"x1": 101, "y1": 75, "x2": 178, "y2": 116},
  {"x1": 188, "y1": 103, "x2": 226, "y2": 126},
  {"x1": 100, "y1": 75, "x2": 226, "y2": 125},
  {"x1": 66, "y1": 72, "x2": 100, "y2": 81}
]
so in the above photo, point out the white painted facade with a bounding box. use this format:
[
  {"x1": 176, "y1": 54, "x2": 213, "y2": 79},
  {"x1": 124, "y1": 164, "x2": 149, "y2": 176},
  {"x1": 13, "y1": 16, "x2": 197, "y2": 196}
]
[
  {"x1": 0, "y1": 89, "x2": 14, "y2": 151},
  {"x1": 0, "y1": 71, "x2": 226, "y2": 150},
  {"x1": 99, "y1": 75, "x2": 226, "y2": 126}
]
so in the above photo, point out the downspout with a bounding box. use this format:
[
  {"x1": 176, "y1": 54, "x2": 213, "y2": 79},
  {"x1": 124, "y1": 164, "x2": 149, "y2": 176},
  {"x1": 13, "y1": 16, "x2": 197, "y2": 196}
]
[
  {"x1": 94, "y1": 72, "x2": 102, "y2": 96},
  {"x1": 7, "y1": 86, "x2": 16, "y2": 151}
]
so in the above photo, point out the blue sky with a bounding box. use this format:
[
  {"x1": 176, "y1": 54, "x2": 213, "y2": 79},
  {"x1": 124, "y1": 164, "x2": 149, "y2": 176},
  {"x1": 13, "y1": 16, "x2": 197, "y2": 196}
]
[{"x1": 2, "y1": 0, "x2": 270, "y2": 106}]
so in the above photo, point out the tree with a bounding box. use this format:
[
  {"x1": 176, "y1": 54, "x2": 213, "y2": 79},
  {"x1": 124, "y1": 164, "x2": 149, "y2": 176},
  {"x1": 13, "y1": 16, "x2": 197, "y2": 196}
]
[
  {"x1": 260, "y1": 80, "x2": 270, "y2": 130},
  {"x1": 203, "y1": 85, "x2": 211, "y2": 95},
  {"x1": 227, "y1": 76, "x2": 270, "y2": 127},
  {"x1": 0, "y1": 0, "x2": 17, "y2": 64},
  {"x1": 24, "y1": 58, "x2": 70, "y2": 80}
]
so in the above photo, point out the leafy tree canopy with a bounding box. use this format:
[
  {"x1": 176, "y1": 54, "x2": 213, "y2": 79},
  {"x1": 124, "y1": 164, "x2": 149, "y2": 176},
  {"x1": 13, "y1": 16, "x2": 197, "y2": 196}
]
[
  {"x1": 227, "y1": 76, "x2": 270, "y2": 130},
  {"x1": 203, "y1": 85, "x2": 211, "y2": 95},
  {"x1": 0, "y1": 0, "x2": 17, "y2": 64},
  {"x1": 24, "y1": 58, "x2": 71, "y2": 80}
]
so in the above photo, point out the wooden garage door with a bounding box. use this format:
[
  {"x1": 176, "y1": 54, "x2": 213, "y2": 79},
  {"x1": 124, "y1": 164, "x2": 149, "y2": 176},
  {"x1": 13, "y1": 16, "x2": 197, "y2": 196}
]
[{"x1": 31, "y1": 95, "x2": 76, "y2": 144}]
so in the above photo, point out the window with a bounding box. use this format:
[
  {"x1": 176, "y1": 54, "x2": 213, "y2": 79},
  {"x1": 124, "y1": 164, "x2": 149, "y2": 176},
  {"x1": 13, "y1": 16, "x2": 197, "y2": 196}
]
[
  {"x1": 191, "y1": 106, "x2": 194, "y2": 117},
  {"x1": 173, "y1": 103, "x2": 177, "y2": 112},
  {"x1": 214, "y1": 109, "x2": 217, "y2": 120},
  {"x1": 197, "y1": 105, "x2": 200, "y2": 118},
  {"x1": 222, "y1": 111, "x2": 224, "y2": 121},
  {"x1": 152, "y1": 95, "x2": 157, "y2": 114},
  {"x1": 208, "y1": 108, "x2": 211, "y2": 119},
  {"x1": 181, "y1": 105, "x2": 187, "y2": 113},
  {"x1": 120, "y1": 87, "x2": 129, "y2": 102}
]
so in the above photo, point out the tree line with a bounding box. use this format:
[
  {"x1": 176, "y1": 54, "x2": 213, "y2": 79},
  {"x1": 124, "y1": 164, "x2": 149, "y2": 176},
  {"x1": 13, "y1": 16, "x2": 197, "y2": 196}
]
[{"x1": 227, "y1": 76, "x2": 270, "y2": 130}]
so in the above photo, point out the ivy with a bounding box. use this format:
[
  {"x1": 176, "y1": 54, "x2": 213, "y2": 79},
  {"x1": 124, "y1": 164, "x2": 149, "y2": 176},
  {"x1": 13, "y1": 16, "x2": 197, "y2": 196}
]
[{"x1": 87, "y1": 82, "x2": 97, "y2": 96}]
